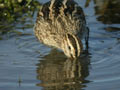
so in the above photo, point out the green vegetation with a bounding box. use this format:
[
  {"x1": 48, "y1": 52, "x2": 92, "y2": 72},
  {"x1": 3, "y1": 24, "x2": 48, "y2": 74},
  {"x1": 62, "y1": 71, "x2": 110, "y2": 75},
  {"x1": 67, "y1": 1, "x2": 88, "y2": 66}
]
[
  {"x1": 0, "y1": 0, "x2": 41, "y2": 37},
  {"x1": 0, "y1": 0, "x2": 41, "y2": 22}
]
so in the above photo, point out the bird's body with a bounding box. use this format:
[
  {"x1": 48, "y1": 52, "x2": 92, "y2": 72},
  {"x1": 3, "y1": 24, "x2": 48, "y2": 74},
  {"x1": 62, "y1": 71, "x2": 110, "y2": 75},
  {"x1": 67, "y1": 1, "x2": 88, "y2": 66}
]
[{"x1": 34, "y1": 0, "x2": 89, "y2": 58}]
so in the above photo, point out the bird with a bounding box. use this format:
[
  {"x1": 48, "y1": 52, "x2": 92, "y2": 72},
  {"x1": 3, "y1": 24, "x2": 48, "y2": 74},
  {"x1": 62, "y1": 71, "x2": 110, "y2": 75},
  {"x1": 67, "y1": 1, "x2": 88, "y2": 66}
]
[{"x1": 34, "y1": 0, "x2": 89, "y2": 59}]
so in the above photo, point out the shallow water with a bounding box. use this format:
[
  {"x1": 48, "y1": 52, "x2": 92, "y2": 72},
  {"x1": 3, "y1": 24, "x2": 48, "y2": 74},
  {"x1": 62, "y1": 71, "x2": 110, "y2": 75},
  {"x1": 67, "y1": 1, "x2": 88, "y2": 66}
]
[{"x1": 0, "y1": 0, "x2": 120, "y2": 90}]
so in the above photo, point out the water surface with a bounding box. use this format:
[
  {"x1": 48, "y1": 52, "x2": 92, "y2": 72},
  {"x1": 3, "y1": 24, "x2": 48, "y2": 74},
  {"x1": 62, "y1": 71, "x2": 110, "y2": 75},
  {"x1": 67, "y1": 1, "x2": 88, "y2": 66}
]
[{"x1": 0, "y1": 0, "x2": 120, "y2": 90}]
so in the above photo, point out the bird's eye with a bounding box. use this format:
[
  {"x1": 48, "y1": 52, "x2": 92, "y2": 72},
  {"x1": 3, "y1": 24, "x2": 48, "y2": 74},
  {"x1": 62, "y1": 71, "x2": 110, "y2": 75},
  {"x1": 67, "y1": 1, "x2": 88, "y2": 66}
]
[{"x1": 68, "y1": 46, "x2": 71, "y2": 50}]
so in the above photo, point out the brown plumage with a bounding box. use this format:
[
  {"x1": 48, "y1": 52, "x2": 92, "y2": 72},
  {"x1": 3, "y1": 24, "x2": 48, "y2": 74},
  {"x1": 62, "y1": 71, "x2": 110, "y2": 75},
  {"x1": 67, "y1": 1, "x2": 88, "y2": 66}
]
[{"x1": 34, "y1": 0, "x2": 89, "y2": 59}]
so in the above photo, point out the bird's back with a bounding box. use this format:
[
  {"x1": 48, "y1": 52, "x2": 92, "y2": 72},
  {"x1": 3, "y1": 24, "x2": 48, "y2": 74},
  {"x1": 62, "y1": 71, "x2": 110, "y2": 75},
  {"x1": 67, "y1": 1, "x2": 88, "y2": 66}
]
[{"x1": 34, "y1": 0, "x2": 87, "y2": 48}]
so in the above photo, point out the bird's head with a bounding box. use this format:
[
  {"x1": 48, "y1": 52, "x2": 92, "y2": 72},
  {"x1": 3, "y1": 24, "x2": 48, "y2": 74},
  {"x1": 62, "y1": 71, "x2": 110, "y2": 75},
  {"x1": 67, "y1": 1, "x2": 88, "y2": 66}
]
[{"x1": 62, "y1": 33, "x2": 83, "y2": 59}]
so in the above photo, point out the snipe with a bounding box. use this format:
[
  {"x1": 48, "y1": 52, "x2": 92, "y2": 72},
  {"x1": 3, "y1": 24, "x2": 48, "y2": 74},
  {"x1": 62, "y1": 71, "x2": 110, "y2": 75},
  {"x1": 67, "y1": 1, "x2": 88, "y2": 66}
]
[{"x1": 34, "y1": 0, "x2": 89, "y2": 59}]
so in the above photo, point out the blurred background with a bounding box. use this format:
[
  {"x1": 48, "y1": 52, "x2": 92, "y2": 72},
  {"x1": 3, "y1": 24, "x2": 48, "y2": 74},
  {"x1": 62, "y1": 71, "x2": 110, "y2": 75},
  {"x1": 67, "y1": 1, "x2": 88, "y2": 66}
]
[{"x1": 0, "y1": 0, "x2": 120, "y2": 90}]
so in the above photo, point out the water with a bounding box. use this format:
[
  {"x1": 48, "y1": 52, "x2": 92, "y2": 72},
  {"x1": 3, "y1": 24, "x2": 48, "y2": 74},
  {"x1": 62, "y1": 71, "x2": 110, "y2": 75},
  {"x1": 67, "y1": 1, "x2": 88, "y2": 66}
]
[{"x1": 0, "y1": 0, "x2": 120, "y2": 90}]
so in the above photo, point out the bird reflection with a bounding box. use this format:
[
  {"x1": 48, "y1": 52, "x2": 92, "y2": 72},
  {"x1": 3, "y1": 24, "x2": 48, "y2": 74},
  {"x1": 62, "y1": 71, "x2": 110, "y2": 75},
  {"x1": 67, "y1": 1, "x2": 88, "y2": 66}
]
[{"x1": 36, "y1": 49, "x2": 91, "y2": 90}]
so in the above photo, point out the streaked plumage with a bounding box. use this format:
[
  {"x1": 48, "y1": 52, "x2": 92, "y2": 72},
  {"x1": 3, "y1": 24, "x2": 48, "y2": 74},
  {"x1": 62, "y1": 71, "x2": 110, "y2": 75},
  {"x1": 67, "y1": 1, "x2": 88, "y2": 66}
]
[{"x1": 34, "y1": 0, "x2": 89, "y2": 59}]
